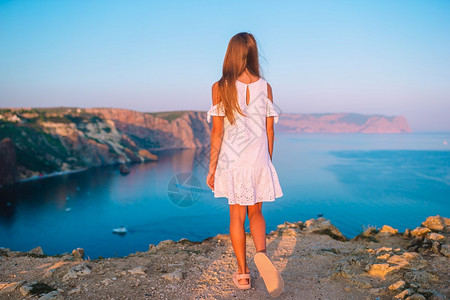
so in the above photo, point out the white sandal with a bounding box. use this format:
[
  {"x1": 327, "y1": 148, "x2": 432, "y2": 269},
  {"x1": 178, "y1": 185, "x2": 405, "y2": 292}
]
[
  {"x1": 254, "y1": 252, "x2": 284, "y2": 297},
  {"x1": 232, "y1": 271, "x2": 251, "y2": 290}
]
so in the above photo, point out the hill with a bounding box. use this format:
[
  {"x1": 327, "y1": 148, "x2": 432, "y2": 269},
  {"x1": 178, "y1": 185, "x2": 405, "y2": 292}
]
[{"x1": 276, "y1": 112, "x2": 412, "y2": 133}]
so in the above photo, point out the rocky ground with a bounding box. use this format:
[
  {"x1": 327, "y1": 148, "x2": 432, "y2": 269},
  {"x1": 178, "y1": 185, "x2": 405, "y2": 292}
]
[{"x1": 1, "y1": 215, "x2": 449, "y2": 300}]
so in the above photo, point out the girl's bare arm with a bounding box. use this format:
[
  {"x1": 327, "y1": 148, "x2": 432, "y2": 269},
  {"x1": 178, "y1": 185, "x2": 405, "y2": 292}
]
[
  {"x1": 266, "y1": 83, "x2": 275, "y2": 161},
  {"x1": 208, "y1": 82, "x2": 224, "y2": 181}
]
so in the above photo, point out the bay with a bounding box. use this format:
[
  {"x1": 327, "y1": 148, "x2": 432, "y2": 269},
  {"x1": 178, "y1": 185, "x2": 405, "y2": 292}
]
[{"x1": 0, "y1": 132, "x2": 449, "y2": 259}]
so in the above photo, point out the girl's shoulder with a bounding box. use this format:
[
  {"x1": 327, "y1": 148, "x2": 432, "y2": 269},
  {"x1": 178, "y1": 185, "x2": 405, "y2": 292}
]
[{"x1": 211, "y1": 81, "x2": 221, "y2": 106}]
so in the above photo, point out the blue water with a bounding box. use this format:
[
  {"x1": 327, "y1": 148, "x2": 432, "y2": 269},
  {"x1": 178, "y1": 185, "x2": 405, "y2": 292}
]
[{"x1": 0, "y1": 132, "x2": 449, "y2": 259}]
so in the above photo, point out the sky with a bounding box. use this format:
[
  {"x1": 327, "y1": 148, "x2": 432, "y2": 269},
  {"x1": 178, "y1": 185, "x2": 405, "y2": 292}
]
[{"x1": 0, "y1": 0, "x2": 449, "y2": 132}]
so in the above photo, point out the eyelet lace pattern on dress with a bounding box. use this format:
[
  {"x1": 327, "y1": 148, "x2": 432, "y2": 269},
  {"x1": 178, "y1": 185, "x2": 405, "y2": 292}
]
[
  {"x1": 206, "y1": 78, "x2": 283, "y2": 205},
  {"x1": 206, "y1": 102, "x2": 226, "y2": 123}
]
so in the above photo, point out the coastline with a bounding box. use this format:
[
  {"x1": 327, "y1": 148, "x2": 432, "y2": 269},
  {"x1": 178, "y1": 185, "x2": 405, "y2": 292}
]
[
  {"x1": 1, "y1": 215, "x2": 448, "y2": 299},
  {"x1": 2, "y1": 160, "x2": 155, "y2": 188},
  {"x1": 17, "y1": 168, "x2": 89, "y2": 184}
]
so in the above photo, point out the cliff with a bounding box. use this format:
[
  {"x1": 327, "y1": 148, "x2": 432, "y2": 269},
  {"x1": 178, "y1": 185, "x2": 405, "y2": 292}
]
[
  {"x1": 0, "y1": 215, "x2": 448, "y2": 299},
  {"x1": 83, "y1": 108, "x2": 211, "y2": 150},
  {"x1": 0, "y1": 107, "x2": 212, "y2": 187},
  {"x1": 276, "y1": 113, "x2": 412, "y2": 133}
]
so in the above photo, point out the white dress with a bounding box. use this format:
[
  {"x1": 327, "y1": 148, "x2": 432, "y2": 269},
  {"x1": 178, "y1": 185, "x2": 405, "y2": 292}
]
[{"x1": 206, "y1": 78, "x2": 283, "y2": 205}]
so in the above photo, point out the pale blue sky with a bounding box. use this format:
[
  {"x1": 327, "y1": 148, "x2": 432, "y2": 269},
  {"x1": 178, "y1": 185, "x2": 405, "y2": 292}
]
[{"x1": 0, "y1": 0, "x2": 449, "y2": 131}]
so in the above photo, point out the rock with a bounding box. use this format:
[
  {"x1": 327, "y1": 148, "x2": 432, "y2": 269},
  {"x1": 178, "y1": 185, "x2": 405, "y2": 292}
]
[
  {"x1": 128, "y1": 266, "x2": 147, "y2": 275},
  {"x1": 426, "y1": 233, "x2": 445, "y2": 241},
  {"x1": 386, "y1": 252, "x2": 419, "y2": 268},
  {"x1": 157, "y1": 239, "x2": 176, "y2": 247},
  {"x1": 379, "y1": 225, "x2": 398, "y2": 235},
  {"x1": 276, "y1": 224, "x2": 286, "y2": 230},
  {"x1": 362, "y1": 227, "x2": 378, "y2": 237},
  {"x1": 304, "y1": 217, "x2": 347, "y2": 241},
  {"x1": 20, "y1": 282, "x2": 56, "y2": 296},
  {"x1": 29, "y1": 246, "x2": 44, "y2": 255},
  {"x1": 421, "y1": 215, "x2": 446, "y2": 232},
  {"x1": 353, "y1": 227, "x2": 380, "y2": 242},
  {"x1": 38, "y1": 290, "x2": 63, "y2": 300},
  {"x1": 430, "y1": 291, "x2": 447, "y2": 300},
  {"x1": 168, "y1": 263, "x2": 185, "y2": 268},
  {"x1": 72, "y1": 248, "x2": 85, "y2": 259},
  {"x1": 138, "y1": 149, "x2": 158, "y2": 161},
  {"x1": 367, "y1": 263, "x2": 399, "y2": 278},
  {"x1": 320, "y1": 248, "x2": 341, "y2": 255},
  {"x1": 63, "y1": 263, "x2": 91, "y2": 281},
  {"x1": 0, "y1": 281, "x2": 26, "y2": 293},
  {"x1": 351, "y1": 247, "x2": 367, "y2": 255},
  {"x1": 284, "y1": 221, "x2": 302, "y2": 228},
  {"x1": 404, "y1": 229, "x2": 412, "y2": 237},
  {"x1": 68, "y1": 287, "x2": 81, "y2": 295},
  {"x1": 402, "y1": 252, "x2": 421, "y2": 261},
  {"x1": 395, "y1": 289, "x2": 414, "y2": 299},
  {"x1": 409, "y1": 237, "x2": 422, "y2": 246},
  {"x1": 404, "y1": 270, "x2": 437, "y2": 285},
  {"x1": 19, "y1": 282, "x2": 35, "y2": 296},
  {"x1": 416, "y1": 288, "x2": 436, "y2": 298},
  {"x1": 178, "y1": 238, "x2": 191, "y2": 243},
  {"x1": 445, "y1": 217, "x2": 450, "y2": 227},
  {"x1": 377, "y1": 253, "x2": 391, "y2": 260},
  {"x1": 101, "y1": 278, "x2": 114, "y2": 286},
  {"x1": 411, "y1": 227, "x2": 431, "y2": 237},
  {"x1": 389, "y1": 280, "x2": 406, "y2": 291},
  {"x1": 0, "y1": 247, "x2": 11, "y2": 253},
  {"x1": 440, "y1": 244, "x2": 450, "y2": 257},
  {"x1": 376, "y1": 247, "x2": 392, "y2": 254},
  {"x1": 406, "y1": 294, "x2": 426, "y2": 300},
  {"x1": 281, "y1": 227, "x2": 298, "y2": 236},
  {"x1": 148, "y1": 244, "x2": 157, "y2": 254},
  {"x1": 161, "y1": 269, "x2": 183, "y2": 281},
  {"x1": 43, "y1": 268, "x2": 56, "y2": 278},
  {"x1": 431, "y1": 241, "x2": 441, "y2": 255}
]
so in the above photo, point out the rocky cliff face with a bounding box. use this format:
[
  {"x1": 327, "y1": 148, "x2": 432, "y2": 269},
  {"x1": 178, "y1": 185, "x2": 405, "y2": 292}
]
[
  {"x1": 276, "y1": 113, "x2": 412, "y2": 133},
  {"x1": 84, "y1": 108, "x2": 211, "y2": 150}
]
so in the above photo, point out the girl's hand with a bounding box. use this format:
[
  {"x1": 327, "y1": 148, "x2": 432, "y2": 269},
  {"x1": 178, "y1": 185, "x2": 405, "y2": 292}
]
[{"x1": 206, "y1": 171, "x2": 215, "y2": 191}]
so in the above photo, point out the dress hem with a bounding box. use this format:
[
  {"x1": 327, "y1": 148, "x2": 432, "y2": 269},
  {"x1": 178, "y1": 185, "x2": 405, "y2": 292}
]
[{"x1": 212, "y1": 193, "x2": 283, "y2": 206}]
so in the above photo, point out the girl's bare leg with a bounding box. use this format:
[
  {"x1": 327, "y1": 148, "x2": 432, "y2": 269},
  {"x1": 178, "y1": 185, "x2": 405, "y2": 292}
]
[
  {"x1": 229, "y1": 204, "x2": 250, "y2": 284},
  {"x1": 247, "y1": 202, "x2": 266, "y2": 253}
]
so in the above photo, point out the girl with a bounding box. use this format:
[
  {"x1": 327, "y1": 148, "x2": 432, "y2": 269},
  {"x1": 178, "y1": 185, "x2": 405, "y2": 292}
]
[{"x1": 206, "y1": 32, "x2": 284, "y2": 297}]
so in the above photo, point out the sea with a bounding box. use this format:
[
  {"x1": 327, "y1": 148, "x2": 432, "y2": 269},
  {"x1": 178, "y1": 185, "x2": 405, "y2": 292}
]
[{"x1": 0, "y1": 132, "x2": 449, "y2": 259}]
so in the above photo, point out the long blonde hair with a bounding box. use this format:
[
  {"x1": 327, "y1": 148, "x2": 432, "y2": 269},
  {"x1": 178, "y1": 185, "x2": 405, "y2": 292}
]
[{"x1": 218, "y1": 32, "x2": 263, "y2": 124}]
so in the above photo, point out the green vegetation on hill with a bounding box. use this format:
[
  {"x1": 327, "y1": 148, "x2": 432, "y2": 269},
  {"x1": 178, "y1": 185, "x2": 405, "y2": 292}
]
[
  {"x1": 0, "y1": 120, "x2": 70, "y2": 173},
  {"x1": 146, "y1": 111, "x2": 187, "y2": 122},
  {"x1": 339, "y1": 113, "x2": 371, "y2": 126}
]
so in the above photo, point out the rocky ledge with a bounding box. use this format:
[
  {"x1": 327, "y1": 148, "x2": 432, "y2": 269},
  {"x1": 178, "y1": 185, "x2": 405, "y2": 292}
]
[{"x1": 0, "y1": 215, "x2": 448, "y2": 299}]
